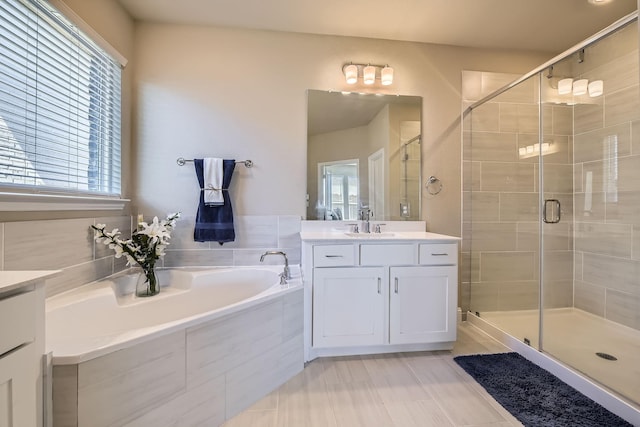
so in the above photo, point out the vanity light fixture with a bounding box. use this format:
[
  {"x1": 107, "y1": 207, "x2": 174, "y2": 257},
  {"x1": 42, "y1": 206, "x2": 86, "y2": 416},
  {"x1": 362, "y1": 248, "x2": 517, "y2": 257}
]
[
  {"x1": 558, "y1": 78, "x2": 573, "y2": 95},
  {"x1": 588, "y1": 80, "x2": 604, "y2": 97},
  {"x1": 573, "y1": 79, "x2": 589, "y2": 96},
  {"x1": 342, "y1": 62, "x2": 394, "y2": 86}
]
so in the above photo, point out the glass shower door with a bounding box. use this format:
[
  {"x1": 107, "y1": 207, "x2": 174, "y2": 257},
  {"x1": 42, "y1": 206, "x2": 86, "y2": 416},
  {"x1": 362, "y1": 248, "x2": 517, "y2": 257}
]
[
  {"x1": 540, "y1": 20, "x2": 640, "y2": 405},
  {"x1": 464, "y1": 74, "x2": 541, "y2": 347}
]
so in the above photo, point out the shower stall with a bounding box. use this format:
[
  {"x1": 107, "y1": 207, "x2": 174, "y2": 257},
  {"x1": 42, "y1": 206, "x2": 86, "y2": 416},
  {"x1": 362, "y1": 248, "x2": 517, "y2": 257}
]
[{"x1": 462, "y1": 12, "x2": 640, "y2": 415}]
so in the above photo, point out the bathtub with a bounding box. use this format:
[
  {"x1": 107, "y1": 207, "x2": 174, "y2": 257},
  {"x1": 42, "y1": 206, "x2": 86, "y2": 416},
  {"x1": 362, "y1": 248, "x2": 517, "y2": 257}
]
[{"x1": 48, "y1": 266, "x2": 304, "y2": 427}]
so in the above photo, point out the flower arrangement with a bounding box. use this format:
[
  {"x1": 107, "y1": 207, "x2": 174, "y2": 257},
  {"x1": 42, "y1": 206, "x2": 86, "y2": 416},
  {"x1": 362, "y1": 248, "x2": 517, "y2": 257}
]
[{"x1": 91, "y1": 212, "x2": 181, "y2": 296}]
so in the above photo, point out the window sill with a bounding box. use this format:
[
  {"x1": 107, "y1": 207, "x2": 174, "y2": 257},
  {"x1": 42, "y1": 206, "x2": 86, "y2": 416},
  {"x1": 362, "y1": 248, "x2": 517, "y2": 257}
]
[{"x1": 0, "y1": 192, "x2": 129, "y2": 211}]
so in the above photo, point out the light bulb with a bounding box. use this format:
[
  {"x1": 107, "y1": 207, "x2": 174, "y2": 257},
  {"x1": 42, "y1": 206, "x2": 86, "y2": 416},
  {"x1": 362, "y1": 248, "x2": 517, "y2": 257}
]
[
  {"x1": 363, "y1": 65, "x2": 376, "y2": 85},
  {"x1": 519, "y1": 147, "x2": 527, "y2": 156},
  {"x1": 381, "y1": 66, "x2": 393, "y2": 85},
  {"x1": 344, "y1": 64, "x2": 358, "y2": 85}
]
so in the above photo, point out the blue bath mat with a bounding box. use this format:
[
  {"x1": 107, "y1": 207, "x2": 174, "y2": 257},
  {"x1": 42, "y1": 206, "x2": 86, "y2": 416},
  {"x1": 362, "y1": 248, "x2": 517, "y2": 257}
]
[{"x1": 454, "y1": 352, "x2": 632, "y2": 427}]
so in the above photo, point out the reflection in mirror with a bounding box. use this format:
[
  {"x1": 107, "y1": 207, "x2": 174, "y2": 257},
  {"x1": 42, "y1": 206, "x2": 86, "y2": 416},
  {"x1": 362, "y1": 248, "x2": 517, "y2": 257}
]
[{"x1": 306, "y1": 90, "x2": 421, "y2": 221}]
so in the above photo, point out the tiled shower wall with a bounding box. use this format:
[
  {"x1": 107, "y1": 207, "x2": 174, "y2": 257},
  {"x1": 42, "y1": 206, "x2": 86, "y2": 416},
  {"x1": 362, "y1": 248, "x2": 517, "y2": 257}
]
[
  {"x1": 462, "y1": 72, "x2": 574, "y2": 314},
  {"x1": 0, "y1": 214, "x2": 301, "y2": 297},
  {"x1": 571, "y1": 23, "x2": 640, "y2": 331},
  {"x1": 462, "y1": 22, "x2": 640, "y2": 332}
]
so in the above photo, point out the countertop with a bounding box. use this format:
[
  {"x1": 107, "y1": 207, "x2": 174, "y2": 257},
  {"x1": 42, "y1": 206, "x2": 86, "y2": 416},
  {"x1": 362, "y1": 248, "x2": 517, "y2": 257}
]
[
  {"x1": 300, "y1": 231, "x2": 460, "y2": 243},
  {"x1": 0, "y1": 270, "x2": 60, "y2": 294}
]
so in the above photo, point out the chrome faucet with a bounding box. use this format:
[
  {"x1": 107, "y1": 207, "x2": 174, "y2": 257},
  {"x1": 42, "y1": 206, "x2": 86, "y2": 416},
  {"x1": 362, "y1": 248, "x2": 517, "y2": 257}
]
[
  {"x1": 359, "y1": 208, "x2": 372, "y2": 233},
  {"x1": 259, "y1": 251, "x2": 290, "y2": 282}
]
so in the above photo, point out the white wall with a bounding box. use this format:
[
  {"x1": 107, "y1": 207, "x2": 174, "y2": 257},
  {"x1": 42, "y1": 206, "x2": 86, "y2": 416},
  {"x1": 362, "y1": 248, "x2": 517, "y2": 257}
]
[{"x1": 133, "y1": 23, "x2": 551, "y2": 236}]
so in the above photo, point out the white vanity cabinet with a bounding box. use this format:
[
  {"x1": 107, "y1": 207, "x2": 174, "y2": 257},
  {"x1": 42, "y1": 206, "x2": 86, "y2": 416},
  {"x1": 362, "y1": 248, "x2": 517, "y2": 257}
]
[
  {"x1": 313, "y1": 266, "x2": 386, "y2": 347},
  {"x1": 0, "y1": 272, "x2": 57, "y2": 427},
  {"x1": 301, "y1": 227, "x2": 459, "y2": 361}
]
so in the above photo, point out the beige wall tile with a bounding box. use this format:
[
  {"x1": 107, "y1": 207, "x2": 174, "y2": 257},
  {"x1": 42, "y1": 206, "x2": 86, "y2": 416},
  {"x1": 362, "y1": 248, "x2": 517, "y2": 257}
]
[
  {"x1": 574, "y1": 192, "x2": 606, "y2": 222},
  {"x1": 278, "y1": 216, "x2": 302, "y2": 249},
  {"x1": 498, "y1": 281, "x2": 539, "y2": 310},
  {"x1": 574, "y1": 281, "x2": 605, "y2": 316},
  {"x1": 583, "y1": 253, "x2": 640, "y2": 294},
  {"x1": 481, "y1": 162, "x2": 535, "y2": 192},
  {"x1": 469, "y1": 282, "x2": 500, "y2": 312},
  {"x1": 605, "y1": 289, "x2": 640, "y2": 330},
  {"x1": 575, "y1": 222, "x2": 632, "y2": 258},
  {"x1": 618, "y1": 154, "x2": 640, "y2": 192},
  {"x1": 543, "y1": 279, "x2": 573, "y2": 309},
  {"x1": 46, "y1": 257, "x2": 114, "y2": 297},
  {"x1": 480, "y1": 252, "x2": 536, "y2": 282},
  {"x1": 586, "y1": 50, "x2": 638, "y2": 95},
  {"x1": 4, "y1": 218, "x2": 94, "y2": 270},
  {"x1": 552, "y1": 106, "x2": 573, "y2": 136},
  {"x1": 465, "y1": 192, "x2": 500, "y2": 222},
  {"x1": 500, "y1": 103, "x2": 538, "y2": 133},
  {"x1": 543, "y1": 250, "x2": 573, "y2": 282},
  {"x1": 606, "y1": 190, "x2": 640, "y2": 225},
  {"x1": 471, "y1": 103, "x2": 500, "y2": 132},
  {"x1": 226, "y1": 336, "x2": 302, "y2": 419},
  {"x1": 52, "y1": 365, "x2": 78, "y2": 427},
  {"x1": 462, "y1": 161, "x2": 481, "y2": 191},
  {"x1": 541, "y1": 164, "x2": 573, "y2": 193},
  {"x1": 541, "y1": 222, "x2": 572, "y2": 251},
  {"x1": 632, "y1": 120, "x2": 640, "y2": 155},
  {"x1": 78, "y1": 331, "x2": 186, "y2": 427},
  {"x1": 604, "y1": 84, "x2": 640, "y2": 127},
  {"x1": 574, "y1": 100, "x2": 603, "y2": 134},
  {"x1": 464, "y1": 131, "x2": 518, "y2": 162},
  {"x1": 492, "y1": 76, "x2": 536, "y2": 104},
  {"x1": 468, "y1": 223, "x2": 517, "y2": 252},
  {"x1": 574, "y1": 122, "x2": 631, "y2": 163},
  {"x1": 516, "y1": 222, "x2": 540, "y2": 251},
  {"x1": 634, "y1": 225, "x2": 640, "y2": 260},
  {"x1": 460, "y1": 251, "x2": 480, "y2": 284},
  {"x1": 187, "y1": 299, "x2": 283, "y2": 388},
  {"x1": 163, "y1": 249, "x2": 234, "y2": 267},
  {"x1": 228, "y1": 216, "x2": 279, "y2": 248},
  {"x1": 124, "y1": 375, "x2": 226, "y2": 427},
  {"x1": 499, "y1": 192, "x2": 538, "y2": 221},
  {"x1": 574, "y1": 251, "x2": 583, "y2": 281}
]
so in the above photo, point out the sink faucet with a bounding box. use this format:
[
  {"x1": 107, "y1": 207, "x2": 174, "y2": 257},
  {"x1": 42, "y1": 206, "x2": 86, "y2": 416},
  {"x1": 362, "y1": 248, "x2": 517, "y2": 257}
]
[
  {"x1": 359, "y1": 208, "x2": 372, "y2": 233},
  {"x1": 259, "y1": 251, "x2": 290, "y2": 282}
]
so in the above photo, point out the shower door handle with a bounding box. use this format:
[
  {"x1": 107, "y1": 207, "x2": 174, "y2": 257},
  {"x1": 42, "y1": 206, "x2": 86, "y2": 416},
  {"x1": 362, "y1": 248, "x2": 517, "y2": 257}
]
[{"x1": 543, "y1": 199, "x2": 561, "y2": 224}]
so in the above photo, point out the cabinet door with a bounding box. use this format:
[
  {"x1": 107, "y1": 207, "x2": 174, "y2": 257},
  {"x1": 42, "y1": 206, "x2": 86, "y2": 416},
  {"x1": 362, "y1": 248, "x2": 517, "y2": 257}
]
[
  {"x1": 0, "y1": 345, "x2": 38, "y2": 427},
  {"x1": 389, "y1": 266, "x2": 457, "y2": 344},
  {"x1": 313, "y1": 267, "x2": 386, "y2": 348}
]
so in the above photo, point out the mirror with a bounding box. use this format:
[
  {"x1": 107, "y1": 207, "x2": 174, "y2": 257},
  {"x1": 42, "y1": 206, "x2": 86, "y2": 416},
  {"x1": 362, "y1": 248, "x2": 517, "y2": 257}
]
[{"x1": 306, "y1": 90, "x2": 421, "y2": 221}]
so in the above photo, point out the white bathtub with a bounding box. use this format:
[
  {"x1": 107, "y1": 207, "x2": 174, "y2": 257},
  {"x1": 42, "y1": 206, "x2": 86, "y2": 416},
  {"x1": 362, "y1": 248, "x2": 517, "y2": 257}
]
[
  {"x1": 49, "y1": 265, "x2": 304, "y2": 426},
  {"x1": 46, "y1": 265, "x2": 302, "y2": 365}
]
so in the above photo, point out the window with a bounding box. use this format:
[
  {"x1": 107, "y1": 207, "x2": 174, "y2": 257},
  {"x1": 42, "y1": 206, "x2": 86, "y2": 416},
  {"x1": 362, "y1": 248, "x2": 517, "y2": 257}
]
[{"x1": 0, "y1": 0, "x2": 121, "y2": 198}]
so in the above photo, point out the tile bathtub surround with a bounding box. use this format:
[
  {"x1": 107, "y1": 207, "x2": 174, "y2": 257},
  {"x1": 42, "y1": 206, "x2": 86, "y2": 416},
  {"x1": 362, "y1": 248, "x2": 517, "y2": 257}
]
[
  {"x1": 163, "y1": 215, "x2": 302, "y2": 267},
  {"x1": 0, "y1": 215, "x2": 132, "y2": 297},
  {"x1": 0, "y1": 214, "x2": 301, "y2": 297},
  {"x1": 52, "y1": 289, "x2": 304, "y2": 427}
]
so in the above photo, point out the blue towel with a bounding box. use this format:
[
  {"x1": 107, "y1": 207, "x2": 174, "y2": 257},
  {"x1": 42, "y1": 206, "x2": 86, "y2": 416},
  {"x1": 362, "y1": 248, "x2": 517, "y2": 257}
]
[{"x1": 194, "y1": 159, "x2": 236, "y2": 244}]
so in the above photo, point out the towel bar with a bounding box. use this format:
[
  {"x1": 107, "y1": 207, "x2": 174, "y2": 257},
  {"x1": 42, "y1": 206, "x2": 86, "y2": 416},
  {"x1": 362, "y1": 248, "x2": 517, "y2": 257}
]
[{"x1": 176, "y1": 157, "x2": 253, "y2": 168}]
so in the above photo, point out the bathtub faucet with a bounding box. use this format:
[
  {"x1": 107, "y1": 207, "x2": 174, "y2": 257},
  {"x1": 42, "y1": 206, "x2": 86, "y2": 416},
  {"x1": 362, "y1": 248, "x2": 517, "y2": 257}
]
[{"x1": 260, "y1": 251, "x2": 291, "y2": 283}]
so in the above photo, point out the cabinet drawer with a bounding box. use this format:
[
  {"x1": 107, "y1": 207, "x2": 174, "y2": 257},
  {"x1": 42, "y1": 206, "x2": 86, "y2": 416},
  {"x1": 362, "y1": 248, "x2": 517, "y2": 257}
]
[
  {"x1": 0, "y1": 291, "x2": 36, "y2": 356},
  {"x1": 419, "y1": 243, "x2": 458, "y2": 265},
  {"x1": 314, "y1": 245, "x2": 355, "y2": 267},
  {"x1": 360, "y1": 244, "x2": 415, "y2": 266}
]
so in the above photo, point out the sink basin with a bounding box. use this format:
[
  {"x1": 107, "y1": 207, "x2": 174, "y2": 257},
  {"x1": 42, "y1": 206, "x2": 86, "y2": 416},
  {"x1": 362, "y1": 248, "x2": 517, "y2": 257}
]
[{"x1": 344, "y1": 232, "x2": 396, "y2": 238}]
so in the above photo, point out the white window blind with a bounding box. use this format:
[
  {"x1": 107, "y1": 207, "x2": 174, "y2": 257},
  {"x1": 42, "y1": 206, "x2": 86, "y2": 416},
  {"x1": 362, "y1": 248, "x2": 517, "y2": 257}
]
[{"x1": 0, "y1": 0, "x2": 121, "y2": 197}]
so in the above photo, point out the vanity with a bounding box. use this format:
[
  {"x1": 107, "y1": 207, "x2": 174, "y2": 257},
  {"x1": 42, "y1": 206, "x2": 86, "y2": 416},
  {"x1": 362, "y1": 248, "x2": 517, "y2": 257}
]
[
  {"x1": 0, "y1": 271, "x2": 57, "y2": 427},
  {"x1": 301, "y1": 221, "x2": 460, "y2": 361}
]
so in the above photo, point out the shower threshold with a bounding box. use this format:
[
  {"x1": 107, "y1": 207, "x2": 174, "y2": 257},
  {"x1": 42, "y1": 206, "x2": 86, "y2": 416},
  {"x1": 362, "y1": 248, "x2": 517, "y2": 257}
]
[{"x1": 468, "y1": 308, "x2": 640, "y2": 425}]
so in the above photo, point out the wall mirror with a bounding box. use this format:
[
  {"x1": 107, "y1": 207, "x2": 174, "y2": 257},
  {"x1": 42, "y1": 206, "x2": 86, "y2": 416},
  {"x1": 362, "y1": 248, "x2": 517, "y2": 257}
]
[{"x1": 306, "y1": 90, "x2": 422, "y2": 221}]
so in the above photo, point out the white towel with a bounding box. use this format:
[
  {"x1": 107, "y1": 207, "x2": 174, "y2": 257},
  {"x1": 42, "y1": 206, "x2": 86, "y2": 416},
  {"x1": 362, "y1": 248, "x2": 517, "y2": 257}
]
[{"x1": 204, "y1": 157, "x2": 224, "y2": 206}]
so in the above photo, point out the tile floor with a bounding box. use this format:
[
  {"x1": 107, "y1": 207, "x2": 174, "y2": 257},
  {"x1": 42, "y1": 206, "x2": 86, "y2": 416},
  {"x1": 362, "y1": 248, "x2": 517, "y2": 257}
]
[{"x1": 223, "y1": 322, "x2": 523, "y2": 426}]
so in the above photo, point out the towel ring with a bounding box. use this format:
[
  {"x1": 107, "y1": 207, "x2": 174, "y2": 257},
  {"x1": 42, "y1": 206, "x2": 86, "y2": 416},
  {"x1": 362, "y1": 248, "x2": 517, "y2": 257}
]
[{"x1": 426, "y1": 176, "x2": 443, "y2": 195}]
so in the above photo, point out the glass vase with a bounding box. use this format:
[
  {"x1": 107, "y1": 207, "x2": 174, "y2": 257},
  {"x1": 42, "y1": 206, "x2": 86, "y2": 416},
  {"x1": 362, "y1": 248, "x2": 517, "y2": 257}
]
[{"x1": 136, "y1": 267, "x2": 160, "y2": 297}]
